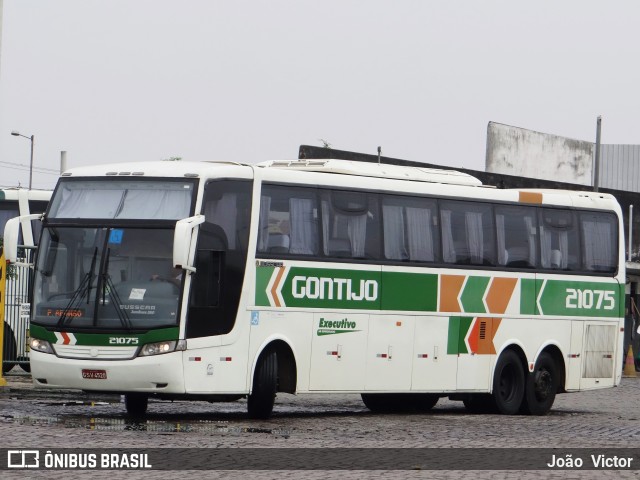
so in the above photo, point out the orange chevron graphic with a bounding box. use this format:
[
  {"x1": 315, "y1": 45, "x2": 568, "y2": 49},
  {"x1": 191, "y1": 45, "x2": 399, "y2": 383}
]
[
  {"x1": 270, "y1": 267, "x2": 286, "y2": 307},
  {"x1": 467, "y1": 317, "x2": 502, "y2": 355},
  {"x1": 485, "y1": 277, "x2": 518, "y2": 314},
  {"x1": 440, "y1": 275, "x2": 465, "y2": 313}
]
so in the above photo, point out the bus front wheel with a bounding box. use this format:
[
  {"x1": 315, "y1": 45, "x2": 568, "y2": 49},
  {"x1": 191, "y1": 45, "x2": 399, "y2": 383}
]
[
  {"x1": 247, "y1": 349, "x2": 278, "y2": 419},
  {"x1": 492, "y1": 350, "x2": 525, "y2": 415},
  {"x1": 124, "y1": 393, "x2": 149, "y2": 416}
]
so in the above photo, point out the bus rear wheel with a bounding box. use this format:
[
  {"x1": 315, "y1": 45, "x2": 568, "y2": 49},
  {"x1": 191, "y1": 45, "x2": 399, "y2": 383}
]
[
  {"x1": 124, "y1": 393, "x2": 149, "y2": 416},
  {"x1": 247, "y1": 349, "x2": 278, "y2": 419},
  {"x1": 492, "y1": 350, "x2": 525, "y2": 415},
  {"x1": 521, "y1": 352, "x2": 558, "y2": 415}
]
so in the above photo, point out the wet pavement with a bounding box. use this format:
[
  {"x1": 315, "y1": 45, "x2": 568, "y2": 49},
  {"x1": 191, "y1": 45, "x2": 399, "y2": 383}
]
[{"x1": 1, "y1": 374, "x2": 640, "y2": 479}]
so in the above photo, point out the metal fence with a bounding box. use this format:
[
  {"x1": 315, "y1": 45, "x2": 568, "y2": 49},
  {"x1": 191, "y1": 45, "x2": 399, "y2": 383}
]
[{"x1": 2, "y1": 247, "x2": 34, "y2": 374}]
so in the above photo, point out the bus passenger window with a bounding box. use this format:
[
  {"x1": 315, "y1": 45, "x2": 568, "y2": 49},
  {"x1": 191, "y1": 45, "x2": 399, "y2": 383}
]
[
  {"x1": 320, "y1": 190, "x2": 380, "y2": 260},
  {"x1": 580, "y1": 212, "x2": 617, "y2": 273},
  {"x1": 539, "y1": 209, "x2": 580, "y2": 271},
  {"x1": 495, "y1": 205, "x2": 538, "y2": 268},
  {"x1": 440, "y1": 201, "x2": 495, "y2": 266},
  {"x1": 257, "y1": 185, "x2": 319, "y2": 256},
  {"x1": 382, "y1": 195, "x2": 439, "y2": 263}
]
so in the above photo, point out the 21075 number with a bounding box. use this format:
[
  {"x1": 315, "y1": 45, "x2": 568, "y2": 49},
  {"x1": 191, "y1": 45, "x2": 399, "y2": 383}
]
[
  {"x1": 565, "y1": 288, "x2": 615, "y2": 310},
  {"x1": 109, "y1": 337, "x2": 139, "y2": 345}
]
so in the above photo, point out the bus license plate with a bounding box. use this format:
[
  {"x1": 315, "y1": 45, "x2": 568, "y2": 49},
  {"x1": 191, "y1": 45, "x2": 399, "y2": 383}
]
[{"x1": 82, "y1": 369, "x2": 107, "y2": 380}]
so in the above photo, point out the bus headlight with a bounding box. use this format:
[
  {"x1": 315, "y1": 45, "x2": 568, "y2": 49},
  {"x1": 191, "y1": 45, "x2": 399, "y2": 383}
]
[
  {"x1": 30, "y1": 338, "x2": 54, "y2": 354},
  {"x1": 138, "y1": 341, "x2": 177, "y2": 357}
]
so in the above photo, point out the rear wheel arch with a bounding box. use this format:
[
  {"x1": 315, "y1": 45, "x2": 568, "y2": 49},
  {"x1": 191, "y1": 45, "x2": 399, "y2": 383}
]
[{"x1": 492, "y1": 344, "x2": 528, "y2": 386}]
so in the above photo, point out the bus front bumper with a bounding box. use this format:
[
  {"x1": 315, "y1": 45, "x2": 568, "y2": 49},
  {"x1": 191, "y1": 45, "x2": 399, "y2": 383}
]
[{"x1": 29, "y1": 350, "x2": 186, "y2": 394}]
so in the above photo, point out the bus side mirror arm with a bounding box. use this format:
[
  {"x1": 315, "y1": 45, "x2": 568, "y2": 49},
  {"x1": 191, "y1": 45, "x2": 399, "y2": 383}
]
[
  {"x1": 4, "y1": 213, "x2": 43, "y2": 264},
  {"x1": 173, "y1": 215, "x2": 205, "y2": 273}
]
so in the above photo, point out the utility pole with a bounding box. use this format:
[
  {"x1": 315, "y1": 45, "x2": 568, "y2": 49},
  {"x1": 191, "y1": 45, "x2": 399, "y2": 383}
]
[{"x1": 594, "y1": 115, "x2": 602, "y2": 192}]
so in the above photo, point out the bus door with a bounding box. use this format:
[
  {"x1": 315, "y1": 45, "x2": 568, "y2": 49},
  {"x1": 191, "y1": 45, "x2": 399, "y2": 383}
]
[{"x1": 182, "y1": 180, "x2": 253, "y2": 394}]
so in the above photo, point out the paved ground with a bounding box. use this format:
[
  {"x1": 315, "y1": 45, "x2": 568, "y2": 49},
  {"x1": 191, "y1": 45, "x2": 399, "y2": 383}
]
[{"x1": 1, "y1": 374, "x2": 639, "y2": 479}]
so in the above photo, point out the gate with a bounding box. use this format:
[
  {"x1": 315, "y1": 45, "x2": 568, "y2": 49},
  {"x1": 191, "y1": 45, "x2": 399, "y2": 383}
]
[{"x1": 2, "y1": 247, "x2": 34, "y2": 374}]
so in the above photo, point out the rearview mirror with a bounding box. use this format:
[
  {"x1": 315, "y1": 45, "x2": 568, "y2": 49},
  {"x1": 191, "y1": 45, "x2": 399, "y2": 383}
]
[
  {"x1": 173, "y1": 215, "x2": 205, "y2": 272},
  {"x1": 4, "y1": 213, "x2": 42, "y2": 264}
]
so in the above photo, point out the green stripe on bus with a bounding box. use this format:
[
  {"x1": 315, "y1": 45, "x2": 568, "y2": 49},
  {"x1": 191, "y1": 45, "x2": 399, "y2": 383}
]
[
  {"x1": 30, "y1": 324, "x2": 179, "y2": 346},
  {"x1": 537, "y1": 280, "x2": 621, "y2": 318},
  {"x1": 380, "y1": 271, "x2": 437, "y2": 312},
  {"x1": 255, "y1": 266, "x2": 274, "y2": 306},
  {"x1": 447, "y1": 316, "x2": 473, "y2": 354},
  {"x1": 460, "y1": 276, "x2": 490, "y2": 313},
  {"x1": 254, "y1": 265, "x2": 622, "y2": 318},
  {"x1": 520, "y1": 278, "x2": 539, "y2": 316}
]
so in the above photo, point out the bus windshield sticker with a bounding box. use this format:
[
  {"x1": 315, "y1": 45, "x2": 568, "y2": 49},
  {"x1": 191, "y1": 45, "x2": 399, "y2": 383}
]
[
  {"x1": 108, "y1": 229, "x2": 124, "y2": 244},
  {"x1": 129, "y1": 288, "x2": 146, "y2": 300}
]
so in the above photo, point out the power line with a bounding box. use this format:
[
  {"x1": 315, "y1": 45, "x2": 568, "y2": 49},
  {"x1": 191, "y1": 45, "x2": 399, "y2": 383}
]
[
  {"x1": 0, "y1": 160, "x2": 59, "y2": 173},
  {"x1": 0, "y1": 162, "x2": 59, "y2": 175}
]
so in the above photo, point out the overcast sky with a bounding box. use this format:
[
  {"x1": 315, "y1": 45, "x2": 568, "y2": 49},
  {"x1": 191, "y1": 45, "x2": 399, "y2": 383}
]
[{"x1": 1, "y1": 0, "x2": 639, "y2": 190}]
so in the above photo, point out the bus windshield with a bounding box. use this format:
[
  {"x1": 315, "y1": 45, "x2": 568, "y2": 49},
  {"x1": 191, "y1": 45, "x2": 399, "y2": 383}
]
[
  {"x1": 32, "y1": 227, "x2": 180, "y2": 330},
  {"x1": 48, "y1": 179, "x2": 194, "y2": 220}
]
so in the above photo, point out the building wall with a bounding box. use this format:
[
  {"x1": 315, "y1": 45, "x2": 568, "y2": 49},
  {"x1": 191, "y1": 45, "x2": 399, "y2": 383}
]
[
  {"x1": 485, "y1": 122, "x2": 594, "y2": 185},
  {"x1": 599, "y1": 144, "x2": 640, "y2": 192}
]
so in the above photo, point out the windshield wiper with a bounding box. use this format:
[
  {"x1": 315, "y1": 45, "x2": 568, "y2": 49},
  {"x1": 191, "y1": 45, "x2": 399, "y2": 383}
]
[
  {"x1": 97, "y1": 247, "x2": 133, "y2": 330},
  {"x1": 57, "y1": 247, "x2": 97, "y2": 328}
]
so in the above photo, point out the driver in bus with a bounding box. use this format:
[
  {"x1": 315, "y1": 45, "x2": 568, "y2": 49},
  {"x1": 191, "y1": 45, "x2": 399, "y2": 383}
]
[{"x1": 150, "y1": 266, "x2": 182, "y2": 287}]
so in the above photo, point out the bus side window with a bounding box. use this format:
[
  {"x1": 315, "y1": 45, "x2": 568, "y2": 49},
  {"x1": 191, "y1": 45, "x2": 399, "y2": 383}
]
[
  {"x1": 191, "y1": 250, "x2": 222, "y2": 307},
  {"x1": 495, "y1": 205, "x2": 538, "y2": 268},
  {"x1": 539, "y1": 209, "x2": 580, "y2": 270},
  {"x1": 440, "y1": 200, "x2": 495, "y2": 266},
  {"x1": 382, "y1": 195, "x2": 439, "y2": 263},
  {"x1": 320, "y1": 190, "x2": 380, "y2": 260},
  {"x1": 580, "y1": 211, "x2": 617, "y2": 273},
  {"x1": 257, "y1": 185, "x2": 319, "y2": 256}
]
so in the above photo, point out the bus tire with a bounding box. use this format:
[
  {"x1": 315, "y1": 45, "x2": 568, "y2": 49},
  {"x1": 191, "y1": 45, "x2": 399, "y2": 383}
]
[
  {"x1": 247, "y1": 349, "x2": 278, "y2": 419},
  {"x1": 361, "y1": 393, "x2": 438, "y2": 413},
  {"x1": 408, "y1": 393, "x2": 439, "y2": 412},
  {"x1": 462, "y1": 394, "x2": 496, "y2": 414},
  {"x1": 361, "y1": 393, "x2": 394, "y2": 413},
  {"x1": 521, "y1": 352, "x2": 558, "y2": 415},
  {"x1": 124, "y1": 393, "x2": 148, "y2": 416},
  {"x1": 2, "y1": 324, "x2": 17, "y2": 374},
  {"x1": 492, "y1": 350, "x2": 525, "y2": 415}
]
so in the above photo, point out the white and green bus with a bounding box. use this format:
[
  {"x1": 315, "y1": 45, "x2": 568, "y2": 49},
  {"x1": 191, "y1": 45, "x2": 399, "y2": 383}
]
[
  {"x1": 1, "y1": 188, "x2": 51, "y2": 373},
  {"x1": 5, "y1": 159, "x2": 625, "y2": 418}
]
